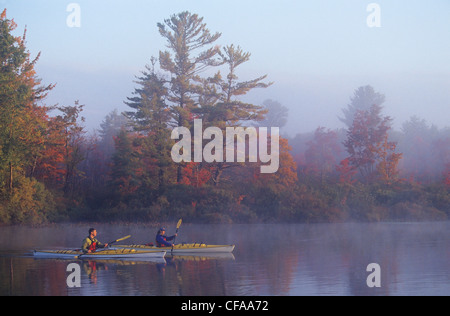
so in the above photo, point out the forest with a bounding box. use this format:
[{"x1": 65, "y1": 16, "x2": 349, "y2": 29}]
[{"x1": 0, "y1": 10, "x2": 449, "y2": 225}]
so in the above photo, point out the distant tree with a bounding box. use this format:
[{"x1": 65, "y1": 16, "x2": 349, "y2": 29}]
[
  {"x1": 399, "y1": 116, "x2": 442, "y2": 183},
  {"x1": 340, "y1": 85, "x2": 385, "y2": 128},
  {"x1": 305, "y1": 127, "x2": 342, "y2": 182},
  {"x1": 445, "y1": 164, "x2": 450, "y2": 187},
  {"x1": 432, "y1": 136, "x2": 450, "y2": 185},
  {"x1": 98, "y1": 109, "x2": 128, "y2": 158},
  {"x1": 255, "y1": 99, "x2": 288, "y2": 129}
]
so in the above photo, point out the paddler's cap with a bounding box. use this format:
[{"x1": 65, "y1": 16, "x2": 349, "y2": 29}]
[{"x1": 159, "y1": 227, "x2": 166, "y2": 232}]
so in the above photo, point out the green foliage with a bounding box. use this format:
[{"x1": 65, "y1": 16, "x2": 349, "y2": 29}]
[{"x1": 0, "y1": 176, "x2": 57, "y2": 225}]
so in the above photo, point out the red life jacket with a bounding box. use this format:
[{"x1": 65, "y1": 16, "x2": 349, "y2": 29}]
[{"x1": 88, "y1": 238, "x2": 97, "y2": 252}]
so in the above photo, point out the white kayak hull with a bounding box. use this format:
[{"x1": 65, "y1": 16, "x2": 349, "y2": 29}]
[
  {"x1": 116, "y1": 244, "x2": 235, "y2": 254},
  {"x1": 34, "y1": 249, "x2": 166, "y2": 259}
]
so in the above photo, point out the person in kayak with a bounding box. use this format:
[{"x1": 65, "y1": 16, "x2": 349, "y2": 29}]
[
  {"x1": 155, "y1": 227, "x2": 177, "y2": 247},
  {"x1": 82, "y1": 228, "x2": 108, "y2": 253}
]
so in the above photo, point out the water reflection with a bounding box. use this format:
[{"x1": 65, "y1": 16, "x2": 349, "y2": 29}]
[{"x1": 1, "y1": 223, "x2": 450, "y2": 296}]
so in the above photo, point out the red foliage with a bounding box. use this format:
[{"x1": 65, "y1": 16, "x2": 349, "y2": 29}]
[
  {"x1": 336, "y1": 158, "x2": 357, "y2": 185},
  {"x1": 304, "y1": 127, "x2": 341, "y2": 179},
  {"x1": 181, "y1": 162, "x2": 212, "y2": 188}
]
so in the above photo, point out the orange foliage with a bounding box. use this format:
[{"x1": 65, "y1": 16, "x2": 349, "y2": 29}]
[
  {"x1": 257, "y1": 137, "x2": 298, "y2": 189},
  {"x1": 181, "y1": 162, "x2": 212, "y2": 188}
]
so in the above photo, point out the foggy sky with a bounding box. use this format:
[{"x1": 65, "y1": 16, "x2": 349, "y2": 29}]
[{"x1": 4, "y1": 0, "x2": 450, "y2": 136}]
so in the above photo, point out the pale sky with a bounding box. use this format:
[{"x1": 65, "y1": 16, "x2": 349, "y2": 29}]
[{"x1": 3, "y1": 0, "x2": 450, "y2": 135}]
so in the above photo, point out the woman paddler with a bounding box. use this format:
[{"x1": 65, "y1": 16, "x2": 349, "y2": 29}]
[{"x1": 155, "y1": 227, "x2": 177, "y2": 247}]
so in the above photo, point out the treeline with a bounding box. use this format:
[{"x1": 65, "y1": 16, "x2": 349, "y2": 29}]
[
  {"x1": 289, "y1": 86, "x2": 450, "y2": 222},
  {"x1": 0, "y1": 10, "x2": 448, "y2": 225}
]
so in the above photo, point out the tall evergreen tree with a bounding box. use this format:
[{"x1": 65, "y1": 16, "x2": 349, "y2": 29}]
[
  {"x1": 158, "y1": 11, "x2": 221, "y2": 128},
  {"x1": 198, "y1": 44, "x2": 273, "y2": 185},
  {"x1": 125, "y1": 58, "x2": 175, "y2": 192},
  {"x1": 158, "y1": 12, "x2": 222, "y2": 183}
]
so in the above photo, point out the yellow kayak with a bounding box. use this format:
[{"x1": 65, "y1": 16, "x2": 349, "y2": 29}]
[
  {"x1": 115, "y1": 243, "x2": 235, "y2": 254},
  {"x1": 34, "y1": 248, "x2": 166, "y2": 259}
]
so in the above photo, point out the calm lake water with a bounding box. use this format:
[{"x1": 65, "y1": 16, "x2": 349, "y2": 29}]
[{"x1": 0, "y1": 222, "x2": 449, "y2": 296}]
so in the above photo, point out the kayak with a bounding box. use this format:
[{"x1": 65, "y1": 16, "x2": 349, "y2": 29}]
[
  {"x1": 115, "y1": 243, "x2": 235, "y2": 254},
  {"x1": 34, "y1": 248, "x2": 166, "y2": 259}
]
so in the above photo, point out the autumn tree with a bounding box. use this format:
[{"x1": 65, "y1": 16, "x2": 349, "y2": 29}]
[
  {"x1": 255, "y1": 137, "x2": 298, "y2": 189},
  {"x1": 0, "y1": 10, "x2": 56, "y2": 224},
  {"x1": 336, "y1": 158, "x2": 357, "y2": 185},
  {"x1": 0, "y1": 10, "x2": 54, "y2": 192},
  {"x1": 376, "y1": 134, "x2": 403, "y2": 185},
  {"x1": 55, "y1": 102, "x2": 87, "y2": 196},
  {"x1": 343, "y1": 104, "x2": 400, "y2": 183},
  {"x1": 33, "y1": 114, "x2": 65, "y2": 187}
]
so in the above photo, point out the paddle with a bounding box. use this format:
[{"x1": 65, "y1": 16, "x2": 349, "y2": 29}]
[
  {"x1": 76, "y1": 235, "x2": 131, "y2": 259},
  {"x1": 171, "y1": 219, "x2": 182, "y2": 254},
  {"x1": 107, "y1": 235, "x2": 131, "y2": 247}
]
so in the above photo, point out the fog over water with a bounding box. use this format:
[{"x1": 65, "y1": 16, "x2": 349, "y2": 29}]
[{"x1": 1, "y1": 223, "x2": 449, "y2": 296}]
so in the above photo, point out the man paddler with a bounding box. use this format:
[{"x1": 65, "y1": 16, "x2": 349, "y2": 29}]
[{"x1": 82, "y1": 228, "x2": 108, "y2": 253}]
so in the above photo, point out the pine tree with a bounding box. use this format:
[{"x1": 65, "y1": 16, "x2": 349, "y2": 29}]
[
  {"x1": 109, "y1": 129, "x2": 141, "y2": 201},
  {"x1": 158, "y1": 11, "x2": 221, "y2": 128},
  {"x1": 158, "y1": 11, "x2": 221, "y2": 183},
  {"x1": 200, "y1": 44, "x2": 273, "y2": 185},
  {"x1": 125, "y1": 59, "x2": 176, "y2": 193}
]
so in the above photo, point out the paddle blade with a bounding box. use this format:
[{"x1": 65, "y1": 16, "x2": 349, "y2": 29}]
[
  {"x1": 176, "y1": 219, "x2": 182, "y2": 230},
  {"x1": 116, "y1": 235, "x2": 131, "y2": 243},
  {"x1": 109, "y1": 235, "x2": 131, "y2": 245}
]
